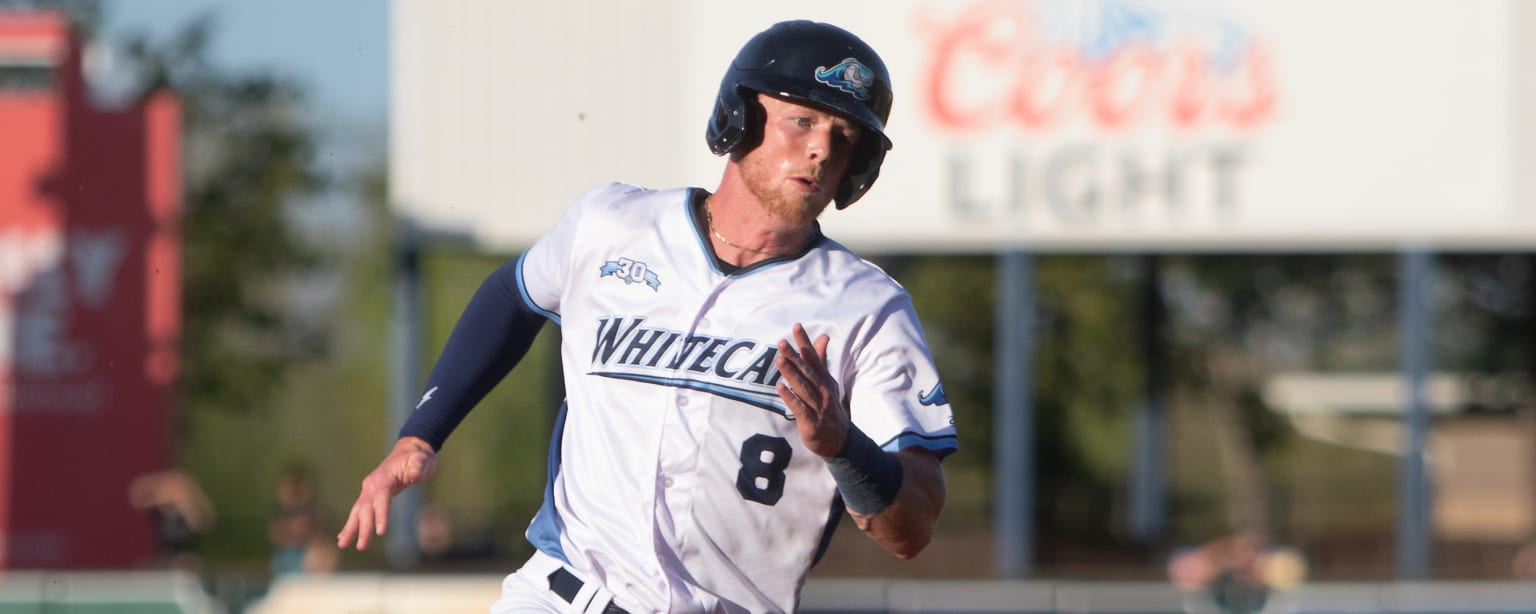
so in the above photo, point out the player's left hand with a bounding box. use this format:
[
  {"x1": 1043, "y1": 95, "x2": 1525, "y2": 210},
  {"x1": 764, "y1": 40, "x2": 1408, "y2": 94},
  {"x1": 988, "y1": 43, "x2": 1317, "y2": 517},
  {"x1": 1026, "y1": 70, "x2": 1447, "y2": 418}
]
[
  {"x1": 337, "y1": 436, "x2": 437, "y2": 551},
  {"x1": 776, "y1": 323, "x2": 850, "y2": 458}
]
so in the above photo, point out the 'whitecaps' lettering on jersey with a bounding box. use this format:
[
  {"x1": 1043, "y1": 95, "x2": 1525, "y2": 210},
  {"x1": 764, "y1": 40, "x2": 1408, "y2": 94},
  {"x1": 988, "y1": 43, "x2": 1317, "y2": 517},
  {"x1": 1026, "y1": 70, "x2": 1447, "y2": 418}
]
[
  {"x1": 598, "y1": 257, "x2": 661, "y2": 291},
  {"x1": 589, "y1": 316, "x2": 791, "y2": 418}
]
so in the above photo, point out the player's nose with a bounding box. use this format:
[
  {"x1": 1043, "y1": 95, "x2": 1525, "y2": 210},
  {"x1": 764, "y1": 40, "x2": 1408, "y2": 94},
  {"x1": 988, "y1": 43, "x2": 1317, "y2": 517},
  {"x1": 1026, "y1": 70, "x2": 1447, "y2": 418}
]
[{"x1": 805, "y1": 126, "x2": 832, "y2": 162}]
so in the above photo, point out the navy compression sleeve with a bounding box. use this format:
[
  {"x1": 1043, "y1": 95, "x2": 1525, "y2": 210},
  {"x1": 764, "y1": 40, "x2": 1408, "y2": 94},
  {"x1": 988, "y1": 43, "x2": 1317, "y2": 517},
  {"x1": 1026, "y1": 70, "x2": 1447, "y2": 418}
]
[{"x1": 397, "y1": 258, "x2": 547, "y2": 450}]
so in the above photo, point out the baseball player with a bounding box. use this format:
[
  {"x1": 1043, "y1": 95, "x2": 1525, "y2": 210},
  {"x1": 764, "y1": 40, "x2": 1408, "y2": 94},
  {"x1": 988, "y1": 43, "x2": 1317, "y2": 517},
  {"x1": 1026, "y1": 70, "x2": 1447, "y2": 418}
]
[{"x1": 338, "y1": 20, "x2": 957, "y2": 613}]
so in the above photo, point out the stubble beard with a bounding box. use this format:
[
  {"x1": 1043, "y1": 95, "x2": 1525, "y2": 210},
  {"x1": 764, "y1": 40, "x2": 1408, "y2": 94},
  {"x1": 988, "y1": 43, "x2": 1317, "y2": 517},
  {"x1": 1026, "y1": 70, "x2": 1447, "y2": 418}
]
[{"x1": 740, "y1": 157, "x2": 833, "y2": 226}]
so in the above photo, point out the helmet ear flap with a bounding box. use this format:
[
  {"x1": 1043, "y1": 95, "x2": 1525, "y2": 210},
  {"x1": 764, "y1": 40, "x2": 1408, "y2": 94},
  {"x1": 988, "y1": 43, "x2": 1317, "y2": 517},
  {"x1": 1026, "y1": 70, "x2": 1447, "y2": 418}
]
[
  {"x1": 707, "y1": 94, "x2": 741, "y2": 155},
  {"x1": 835, "y1": 138, "x2": 886, "y2": 209},
  {"x1": 708, "y1": 88, "x2": 764, "y2": 158}
]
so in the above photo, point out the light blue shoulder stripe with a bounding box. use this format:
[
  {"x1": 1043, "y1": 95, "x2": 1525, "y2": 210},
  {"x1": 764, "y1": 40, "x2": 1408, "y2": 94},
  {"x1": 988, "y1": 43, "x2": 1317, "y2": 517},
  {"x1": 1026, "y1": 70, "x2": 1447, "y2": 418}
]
[
  {"x1": 880, "y1": 431, "x2": 959, "y2": 458},
  {"x1": 515, "y1": 252, "x2": 561, "y2": 325}
]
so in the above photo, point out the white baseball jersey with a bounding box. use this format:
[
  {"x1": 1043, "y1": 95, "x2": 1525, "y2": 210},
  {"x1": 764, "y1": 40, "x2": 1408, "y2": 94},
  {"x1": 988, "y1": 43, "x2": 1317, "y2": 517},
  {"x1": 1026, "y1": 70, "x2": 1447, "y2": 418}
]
[{"x1": 515, "y1": 182, "x2": 957, "y2": 613}]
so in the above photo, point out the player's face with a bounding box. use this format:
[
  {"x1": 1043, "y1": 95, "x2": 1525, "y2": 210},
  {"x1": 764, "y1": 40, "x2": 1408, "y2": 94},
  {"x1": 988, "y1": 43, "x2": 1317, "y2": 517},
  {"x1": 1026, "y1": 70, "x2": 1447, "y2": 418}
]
[{"x1": 737, "y1": 93, "x2": 862, "y2": 224}]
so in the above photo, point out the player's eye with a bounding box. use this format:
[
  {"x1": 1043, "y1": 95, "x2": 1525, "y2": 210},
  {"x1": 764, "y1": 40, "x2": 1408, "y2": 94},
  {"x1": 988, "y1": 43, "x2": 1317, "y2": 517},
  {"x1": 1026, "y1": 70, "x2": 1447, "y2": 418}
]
[{"x1": 791, "y1": 117, "x2": 813, "y2": 128}]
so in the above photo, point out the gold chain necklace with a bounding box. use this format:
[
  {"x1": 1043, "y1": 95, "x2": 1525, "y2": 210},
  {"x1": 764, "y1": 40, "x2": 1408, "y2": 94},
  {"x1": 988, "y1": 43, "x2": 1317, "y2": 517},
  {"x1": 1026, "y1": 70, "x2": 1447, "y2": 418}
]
[{"x1": 705, "y1": 198, "x2": 795, "y2": 257}]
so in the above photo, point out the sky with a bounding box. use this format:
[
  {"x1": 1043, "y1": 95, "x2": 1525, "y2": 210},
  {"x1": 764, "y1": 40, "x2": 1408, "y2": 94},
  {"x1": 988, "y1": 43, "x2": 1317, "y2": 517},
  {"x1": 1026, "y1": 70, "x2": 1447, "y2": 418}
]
[
  {"x1": 98, "y1": 0, "x2": 389, "y2": 128},
  {"x1": 94, "y1": 0, "x2": 391, "y2": 240}
]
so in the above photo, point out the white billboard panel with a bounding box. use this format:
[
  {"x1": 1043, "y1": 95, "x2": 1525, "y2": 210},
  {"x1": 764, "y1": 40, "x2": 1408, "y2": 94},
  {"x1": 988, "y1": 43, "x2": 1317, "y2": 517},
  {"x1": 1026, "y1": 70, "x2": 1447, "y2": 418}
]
[{"x1": 392, "y1": 0, "x2": 1533, "y2": 252}]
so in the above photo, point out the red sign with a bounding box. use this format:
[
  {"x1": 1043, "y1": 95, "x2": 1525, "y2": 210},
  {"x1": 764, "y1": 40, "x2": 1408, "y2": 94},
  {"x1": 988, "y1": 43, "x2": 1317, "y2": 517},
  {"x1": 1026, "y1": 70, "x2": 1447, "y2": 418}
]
[
  {"x1": 914, "y1": 0, "x2": 1277, "y2": 135},
  {"x1": 0, "y1": 11, "x2": 181, "y2": 569}
]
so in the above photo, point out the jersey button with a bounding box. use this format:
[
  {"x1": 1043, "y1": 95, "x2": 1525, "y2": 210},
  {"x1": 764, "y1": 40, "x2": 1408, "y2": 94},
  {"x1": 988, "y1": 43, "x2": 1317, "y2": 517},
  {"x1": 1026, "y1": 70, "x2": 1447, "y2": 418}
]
[{"x1": 663, "y1": 477, "x2": 675, "y2": 488}]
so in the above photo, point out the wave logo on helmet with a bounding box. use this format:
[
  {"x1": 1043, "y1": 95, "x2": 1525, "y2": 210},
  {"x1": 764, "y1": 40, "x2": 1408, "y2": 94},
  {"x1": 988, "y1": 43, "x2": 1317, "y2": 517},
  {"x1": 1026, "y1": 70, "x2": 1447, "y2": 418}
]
[{"x1": 814, "y1": 57, "x2": 875, "y2": 101}]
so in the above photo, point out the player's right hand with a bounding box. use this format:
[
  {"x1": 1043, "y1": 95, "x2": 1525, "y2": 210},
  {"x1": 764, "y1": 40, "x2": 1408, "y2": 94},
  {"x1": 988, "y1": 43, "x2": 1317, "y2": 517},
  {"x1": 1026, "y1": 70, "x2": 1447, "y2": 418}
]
[
  {"x1": 337, "y1": 436, "x2": 438, "y2": 551},
  {"x1": 776, "y1": 323, "x2": 850, "y2": 458}
]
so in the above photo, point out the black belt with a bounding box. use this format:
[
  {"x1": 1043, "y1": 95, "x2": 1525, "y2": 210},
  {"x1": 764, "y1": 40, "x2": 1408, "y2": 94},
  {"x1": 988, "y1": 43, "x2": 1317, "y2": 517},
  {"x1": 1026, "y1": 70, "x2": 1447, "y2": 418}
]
[{"x1": 547, "y1": 567, "x2": 630, "y2": 614}]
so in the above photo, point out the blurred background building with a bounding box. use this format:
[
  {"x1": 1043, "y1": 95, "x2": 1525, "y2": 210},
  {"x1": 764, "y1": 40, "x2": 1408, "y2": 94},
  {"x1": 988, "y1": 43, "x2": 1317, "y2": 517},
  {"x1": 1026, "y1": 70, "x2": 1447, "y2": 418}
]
[{"x1": 4, "y1": 1, "x2": 1536, "y2": 612}]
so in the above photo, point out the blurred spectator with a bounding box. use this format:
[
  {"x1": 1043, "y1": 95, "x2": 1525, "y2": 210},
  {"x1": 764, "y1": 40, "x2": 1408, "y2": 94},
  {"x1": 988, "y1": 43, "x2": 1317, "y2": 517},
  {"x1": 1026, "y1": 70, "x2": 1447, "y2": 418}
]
[
  {"x1": 268, "y1": 467, "x2": 321, "y2": 576},
  {"x1": 1514, "y1": 539, "x2": 1536, "y2": 579},
  {"x1": 127, "y1": 468, "x2": 215, "y2": 570},
  {"x1": 417, "y1": 502, "x2": 453, "y2": 562},
  {"x1": 1167, "y1": 532, "x2": 1307, "y2": 614},
  {"x1": 301, "y1": 534, "x2": 341, "y2": 574},
  {"x1": 414, "y1": 502, "x2": 501, "y2": 567}
]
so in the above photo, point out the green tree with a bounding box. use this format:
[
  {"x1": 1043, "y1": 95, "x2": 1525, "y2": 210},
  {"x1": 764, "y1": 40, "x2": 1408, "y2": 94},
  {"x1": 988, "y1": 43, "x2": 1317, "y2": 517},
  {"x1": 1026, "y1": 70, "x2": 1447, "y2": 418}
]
[
  {"x1": 114, "y1": 13, "x2": 333, "y2": 562},
  {"x1": 118, "y1": 15, "x2": 329, "y2": 424},
  {"x1": 1158, "y1": 255, "x2": 1400, "y2": 544},
  {"x1": 893, "y1": 255, "x2": 1145, "y2": 558}
]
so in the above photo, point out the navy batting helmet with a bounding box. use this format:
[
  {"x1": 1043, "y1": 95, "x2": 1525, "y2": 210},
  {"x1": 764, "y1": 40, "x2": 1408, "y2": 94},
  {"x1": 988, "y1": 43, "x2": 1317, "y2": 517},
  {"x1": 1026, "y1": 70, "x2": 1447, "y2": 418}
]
[{"x1": 706, "y1": 20, "x2": 894, "y2": 209}]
